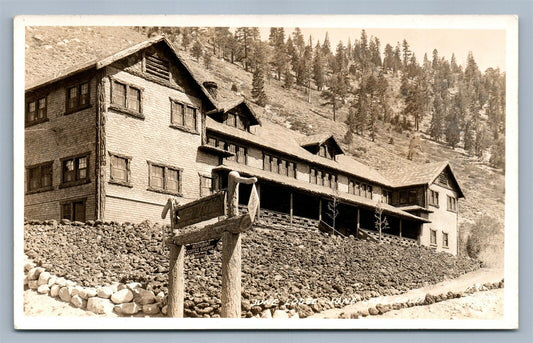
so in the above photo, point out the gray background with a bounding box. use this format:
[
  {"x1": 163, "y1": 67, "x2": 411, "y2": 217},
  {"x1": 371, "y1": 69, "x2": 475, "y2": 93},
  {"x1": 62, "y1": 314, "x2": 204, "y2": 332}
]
[{"x1": 1, "y1": 0, "x2": 531, "y2": 342}]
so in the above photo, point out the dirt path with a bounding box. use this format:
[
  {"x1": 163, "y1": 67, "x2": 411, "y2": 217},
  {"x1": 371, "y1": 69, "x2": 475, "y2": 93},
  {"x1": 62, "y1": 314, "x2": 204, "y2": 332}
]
[
  {"x1": 375, "y1": 288, "x2": 504, "y2": 320},
  {"x1": 23, "y1": 289, "x2": 118, "y2": 317},
  {"x1": 310, "y1": 268, "x2": 503, "y2": 319}
]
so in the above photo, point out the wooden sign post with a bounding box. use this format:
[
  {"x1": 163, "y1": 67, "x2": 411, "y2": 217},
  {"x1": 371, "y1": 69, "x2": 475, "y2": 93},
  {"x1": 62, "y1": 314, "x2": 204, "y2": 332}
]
[{"x1": 161, "y1": 171, "x2": 258, "y2": 318}]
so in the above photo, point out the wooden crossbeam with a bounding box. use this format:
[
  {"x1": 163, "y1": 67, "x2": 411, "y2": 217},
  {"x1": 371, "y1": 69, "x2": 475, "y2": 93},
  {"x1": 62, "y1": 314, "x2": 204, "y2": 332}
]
[{"x1": 172, "y1": 214, "x2": 252, "y2": 245}]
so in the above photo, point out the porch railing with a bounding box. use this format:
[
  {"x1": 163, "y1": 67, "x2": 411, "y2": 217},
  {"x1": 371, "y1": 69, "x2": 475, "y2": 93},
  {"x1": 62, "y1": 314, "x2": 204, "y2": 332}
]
[{"x1": 359, "y1": 228, "x2": 419, "y2": 247}]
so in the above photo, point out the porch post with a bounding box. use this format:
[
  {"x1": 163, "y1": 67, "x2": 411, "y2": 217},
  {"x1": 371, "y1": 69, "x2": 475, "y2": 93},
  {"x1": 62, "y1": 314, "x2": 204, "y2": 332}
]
[
  {"x1": 356, "y1": 208, "x2": 360, "y2": 237},
  {"x1": 399, "y1": 219, "x2": 403, "y2": 238},
  {"x1": 318, "y1": 198, "x2": 322, "y2": 221},
  {"x1": 289, "y1": 192, "x2": 294, "y2": 228}
]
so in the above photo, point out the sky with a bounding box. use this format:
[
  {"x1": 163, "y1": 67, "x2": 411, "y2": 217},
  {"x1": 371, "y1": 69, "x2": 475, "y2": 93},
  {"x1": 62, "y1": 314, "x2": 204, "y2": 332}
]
[{"x1": 257, "y1": 27, "x2": 506, "y2": 72}]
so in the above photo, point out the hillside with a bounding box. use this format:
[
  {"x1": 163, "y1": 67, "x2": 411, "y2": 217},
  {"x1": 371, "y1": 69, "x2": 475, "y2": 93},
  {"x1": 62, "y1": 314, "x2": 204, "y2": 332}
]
[{"x1": 24, "y1": 26, "x2": 506, "y2": 259}]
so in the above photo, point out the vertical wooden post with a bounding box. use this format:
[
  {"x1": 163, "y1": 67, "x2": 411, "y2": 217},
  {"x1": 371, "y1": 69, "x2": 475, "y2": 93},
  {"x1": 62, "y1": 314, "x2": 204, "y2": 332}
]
[
  {"x1": 356, "y1": 208, "x2": 360, "y2": 238},
  {"x1": 289, "y1": 192, "x2": 293, "y2": 228},
  {"x1": 318, "y1": 198, "x2": 322, "y2": 221},
  {"x1": 167, "y1": 244, "x2": 185, "y2": 317},
  {"x1": 399, "y1": 219, "x2": 403, "y2": 238},
  {"x1": 256, "y1": 183, "x2": 261, "y2": 219}
]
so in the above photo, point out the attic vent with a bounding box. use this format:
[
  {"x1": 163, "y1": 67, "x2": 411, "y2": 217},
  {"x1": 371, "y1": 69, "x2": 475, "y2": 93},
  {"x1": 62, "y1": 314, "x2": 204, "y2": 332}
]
[
  {"x1": 145, "y1": 54, "x2": 170, "y2": 81},
  {"x1": 438, "y1": 172, "x2": 448, "y2": 186}
]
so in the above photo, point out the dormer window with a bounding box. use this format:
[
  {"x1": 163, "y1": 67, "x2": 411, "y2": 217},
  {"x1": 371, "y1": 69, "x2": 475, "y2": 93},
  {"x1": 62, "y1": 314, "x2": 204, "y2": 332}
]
[
  {"x1": 224, "y1": 112, "x2": 250, "y2": 132},
  {"x1": 300, "y1": 134, "x2": 343, "y2": 161}
]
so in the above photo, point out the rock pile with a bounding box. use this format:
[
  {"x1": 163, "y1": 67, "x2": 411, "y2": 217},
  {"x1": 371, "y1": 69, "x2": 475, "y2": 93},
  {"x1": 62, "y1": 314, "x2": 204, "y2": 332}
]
[{"x1": 24, "y1": 220, "x2": 482, "y2": 318}]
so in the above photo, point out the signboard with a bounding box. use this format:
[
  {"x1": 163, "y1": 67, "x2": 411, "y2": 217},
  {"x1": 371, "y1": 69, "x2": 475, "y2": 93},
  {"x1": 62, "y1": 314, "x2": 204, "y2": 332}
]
[
  {"x1": 186, "y1": 238, "x2": 220, "y2": 257},
  {"x1": 176, "y1": 191, "x2": 226, "y2": 228}
]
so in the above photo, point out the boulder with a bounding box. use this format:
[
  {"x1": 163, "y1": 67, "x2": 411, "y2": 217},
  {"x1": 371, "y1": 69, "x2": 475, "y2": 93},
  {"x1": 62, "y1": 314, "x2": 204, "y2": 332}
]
[
  {"x1": 80, "y1": 288, "x2": 97, "y2": 299},
  {"x1": 58, "y1": 287, "x2": 72, "y2": 302},
  {"x1": 37, "y1": 285, "x2": 50, "y2": 294},
  {"x1": 97, "y1": 286, "x2": 113, "y2": 299},
  {"x1": 87, "y1": 297, "x2": 114, "y2": 315},
  {"x1": 115, "y1": 302, "x2": 141, "y2": 315},
  {"x1": 133, "y1": 288, "x2": 155, "y2": 305},
  {"x1": 111, "y1": 289, "x2": 134, "y2": 304},
  {"x1": 143, "y1": 304, "x2": 160, "y2": 315},
  {"x1": 50, "y1": 284, "x2": 60, "y2": 297},
  {"x1": 260, "y1": 309, "x2": 272, "y2": 318},
  {"x1": 70, "y1": 286, "x2": 83, "y2": 298},
  {"x1": 71, "y1": 295, "x2": 86, "y2": 309},
  {"x1": 27, "y1": 267, "x2": 44, "y2": 281},
  {"x1": 368, "y1": 307, "x2": 379, "y2": 316},
  {"x1": 28, "y1": 280, "x2": 38, "y2": 290},
  {"x1": 161, "y1": 305, "x2": 168, "y2": 316},
  {"x1": 47, "y1": 276, "x2": 57, "y2": 287},
  {"x1": 55, "y1": 277, "x2": 67, "y2": 287}
]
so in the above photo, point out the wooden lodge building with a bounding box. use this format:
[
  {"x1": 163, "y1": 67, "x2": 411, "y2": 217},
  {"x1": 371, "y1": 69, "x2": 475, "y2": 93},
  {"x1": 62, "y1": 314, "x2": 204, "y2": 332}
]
[{"x1": 24, "y1": 35, "x2": 464, "y2": 255}]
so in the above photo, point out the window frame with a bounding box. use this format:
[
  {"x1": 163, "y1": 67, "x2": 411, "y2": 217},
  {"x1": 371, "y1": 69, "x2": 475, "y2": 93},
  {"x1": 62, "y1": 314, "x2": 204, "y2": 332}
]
[
  {"x1": 59, "y1": 153, "x2": 91, "y2": 188},
  {"x1": 109, "y1": 77, "x2": 144, "y2": 119},
  {"x1": 169, "y1": 98, "x2": 199, "y2": 134},
  {"x1": 429, "y1": 189, "x2": 440, "y2": 207},
  {"x1": 199, "y1": 174, "x2": 215, "y2": 197},
  {"x1": 147, "y1": 161, "x2": 183, "y2": 196},
  {"x1": 430, "y1": 229, "x2": 437, "y2": 246},
  {"x1": 26, "y1": 161, "x2": 54, "y2": 194},
  {"x1": 25, "y1": 95, "x2": 49, "y2": 127},
  {"x1": 108, "y1": 152, "x2": 132, "y2": 187},
  {"x1": 442, "y1": 232, "x2": 449, "y2": 249},
  {"x1": 447, "y1": 195, "x2": 457, "y2": 212},
  {"x1": 60, "y1": 197, "x2": 87, "y2": 222},
  {"x1": 65, "y1": 81, "x2": 91, "y2": 115}
]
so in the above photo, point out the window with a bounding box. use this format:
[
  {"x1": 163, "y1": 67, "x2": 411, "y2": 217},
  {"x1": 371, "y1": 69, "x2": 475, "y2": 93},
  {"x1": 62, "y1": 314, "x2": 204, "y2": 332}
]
[
  {"x1": 442, "y1": 232, "x2": 449, "y2": 248},
  {"x1": 348, "y1": 180, "x2": 355, "y2": 195},
  {"x1": 145, "y1": 53, "x2": 170, "y2": 81},
  {"x1": 109, "y1": 153, "x2": 131, "y2": 186},
  {"x1": 27, "y1": 162, "x2": 53, "y2": 193},
  {"x1": 429, "y1": 190, "x2": 439, "y2": 207},
  {"x1": 200, "y1": 175, "x2": 214, "y2": 197},
  {"x1": 61, "y1": 154, "x2": 89, "y2": 187},
  {"x1": 148, "y1": 162, "x2": 182, "y2": 195},
  {"x1": 382, "y1": 189, "x2": 392, "y2": 204},
  {"x1": 236, "y1": 146, "x2": 246, "y2": 164},
  {"x1": 430, "y1": 229, "x2": 437, "y2": 246},
  {"x1": 26, "y1": 96, "x2": 48, "y2": 126},
  {"x1": 447, "y1": 195, "x2": 457, "y2": 212},
  {"x1": 319, "y1": 145, "x2": 326, "y2": 158},
  {"x1": 61, "y1": 199, "x2": 86, "y2": 222},
  {"x1": 399, "y1": 189, "x2": 418, "y2": 205},
  {"x1": 310, "y1": 168, "x2": 317, "y2": 184},
  {"x1": 170, "y1": 99, "x2": 197, "y2": 132},
  {"x1": 264, "y1": 153, "x2": 296, "y2": 178},
  {"x1": 66, "y1": 81, "x2": 90, "y2": 113},
  {"x1": 111, "y1": 80, "x2": 143, "y2": 117},
  {"x1": 408, "y1": 190, "x2": 417, "y2": 204}
]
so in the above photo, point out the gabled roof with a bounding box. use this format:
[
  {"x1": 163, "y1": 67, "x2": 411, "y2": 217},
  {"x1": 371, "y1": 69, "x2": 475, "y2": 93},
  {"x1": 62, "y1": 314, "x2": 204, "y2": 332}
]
[
  {"x1": 206, "y1": 116, "x2": 391, "y2": 186},
  {"x1": 298, "y1": 133, "x2": 344, "y2": 155},
  {"x1": 385, "y1": 161, "x2": 465, "y2": 198},
  {"x1": 25, "y1": 34, "x2": 217, "y2": 108},
  {"x1": 207, "y1": 98, "x2": 262, "y2": 126}
]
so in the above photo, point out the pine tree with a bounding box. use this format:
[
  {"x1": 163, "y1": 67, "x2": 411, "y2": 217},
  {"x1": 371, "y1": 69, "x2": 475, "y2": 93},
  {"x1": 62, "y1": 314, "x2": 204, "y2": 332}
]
[
  {"x1": 429, "y1": 94, "x2": 444, "y2": 141},
  {"x1": 383, "y1": 43, "x2": 394, "y2": 73},
  {"x1": 235, "y1": 27, "x2": 259, "y2": 71},
  {"x1": 283, "y1": 66, "x2": 294, "y2": 89},
  {"x1": 312, "y1": 42, "x2": 325, "y2": 90},
  {"x1": 402, "y1": 39, "x2": 411, "y2": 70},
  {"x1": 191, "y1": 40, "x2": 203, "y2": 62},
  {"x1": 322, "y1": 32, "x2": 331, "y2": 55},
  {"x1": 203, "y1": 50, "x2": 212, "y2": 69},
  {"x1": 252, "y1": 66, "x2": 267, "y2": 106},
  {"x1": 321, "y1": 71, "x2": 349, "y2": 121},
  {"x1": 446, "y1": 94, "x2": 463, "y2": 149}
]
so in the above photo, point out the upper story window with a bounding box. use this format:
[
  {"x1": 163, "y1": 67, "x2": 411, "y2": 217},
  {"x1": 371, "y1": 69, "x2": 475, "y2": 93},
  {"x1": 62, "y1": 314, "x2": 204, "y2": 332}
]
[
  {"x1": 170, "y1": 99, "x2": 197, "y2": 133},
  {"x1": 317, "y1": 144, "x2": 335, "y2": 160},
  {"x1": 399, "y1": 189, "x2": 418, "y2": 206},
  {"x1": 66, "y1": 81, "x2": 90, "y2": 114},
  {"x1": 109, "y1": 153, "x2": 132, "y2": 187},
  {"x1": 382, "y1": 189, "x2": 392, "y2": 204},
  {"x1": 447, "y1": 195, "x2": 457, "y2": 212},
  {"x1": 226, "y1": 144, "x2": 247, "y2": 164},
  {"x1": 111, "y1": 79, "x2": 143, "y2": 117},
  {"x1": 310, "y1": 167, "x2": 337, "y2": 190},
  {"x1": 148, "y1": 161, "x2": 182, "y2": 196},
  {"x1": 26, "y1": 96, "x2": 48, "y2": 127},
  {"x1": 263, "y1": 153, "x2": 297, "y2": 178},
  {"x1": 348, "y1": 179, "x2": 373, "y2": 199},
  {"x1": 145, "y1": 53, "x2": 170, "y2": 82},
  {"x1": 27, "y1": 161, "x2": 53, "y2": 193},
  {"x1": 61, "y1": 153, "x2": 90, "y2": 188},
  {"x1": 429, "y1": 190, "x2": 439, "y2": 207},
  {"x1": 225, "y1": 112, "x2": 250, "y2": 132}
]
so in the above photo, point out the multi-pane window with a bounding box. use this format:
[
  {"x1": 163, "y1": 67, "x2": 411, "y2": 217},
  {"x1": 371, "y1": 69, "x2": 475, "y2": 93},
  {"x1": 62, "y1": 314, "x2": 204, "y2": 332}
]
[
  {"x1": 447, "y1": 195, "x2": 457, "y2": 212},
  {"x1": 110, "y1": 154, "x2": 131, "y2": 185},
  {"x1": 399, "y1": 189, "x2": 419, "y2": 205},
  {"x1": 310, "y1": 167, "x2": 337, "y2": 190},
  {"x1": 26, "y1": 96, "x2": 47, "y2": 126},
  {"x1": 442, "y1": 232, "x2": 449, "y2": 248},
  {"x1": 171, "y1": 100, "x2": 197, "y2": 131},
  {"x1": 348, "y1": 179, "x2": 372, "y2": 199},
  {"x1": 61, "y1": 154, "x2": 89, "y2": 186},
  {"x1": 200, "y1": 175, "x2": 214, "y2": 197},
  {"x1": 111, "y1": 80, "x2": 142, "y2": 115},
  {"x1": 66, "y1": 81, "x2": 90, "y2": 113},
  {"x1": 61, "y1": 199, "x2": 86, "y2": 222},
  {"x1": 430, "y1": 229, "x2": 437, "y2": 246},
  {"x1": 148, "y1": 162, "x2": 182, "y2": 195},
  {"x1": 429, "y1": 190, "x2": 439, "y2": 207},
  {"x1": 382, "y1": 189, "x2": 392, "y2": 204},
  {"x1": 224, "y1": 112, "x2": 250, "y2": 132},
  {"x1": 264, "y1": 154, "x2": 297, "y2": 178},
  {"x1": 27, "y1": 162, "x2": 53, "y2": 192},
  {"x1": 317, "y1": 144, "x2": 334, "y2": 160}
]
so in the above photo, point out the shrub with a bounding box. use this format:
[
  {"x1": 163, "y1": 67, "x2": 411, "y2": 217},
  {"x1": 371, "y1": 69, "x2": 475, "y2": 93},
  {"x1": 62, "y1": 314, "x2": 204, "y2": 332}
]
[{"x1": 464, "y1": 215, "x2": 504, "y2": 267}]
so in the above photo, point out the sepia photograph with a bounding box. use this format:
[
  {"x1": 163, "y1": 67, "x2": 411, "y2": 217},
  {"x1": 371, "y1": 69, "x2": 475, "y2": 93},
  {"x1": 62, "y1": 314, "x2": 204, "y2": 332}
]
[{"x1": 13, "y1": 15, "x2": 518, "y2": 330}]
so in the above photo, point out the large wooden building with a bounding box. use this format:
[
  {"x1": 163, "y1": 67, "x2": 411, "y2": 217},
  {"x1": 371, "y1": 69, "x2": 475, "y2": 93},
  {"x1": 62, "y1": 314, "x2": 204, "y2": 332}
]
[{"x1": 24, "y1": 36, "x2": 464, "y2": 254}]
